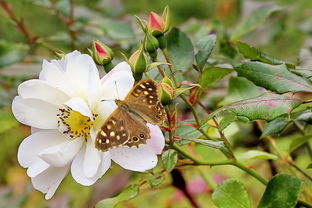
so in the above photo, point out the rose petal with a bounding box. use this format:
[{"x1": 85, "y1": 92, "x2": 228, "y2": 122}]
[
  {"x1": 110, "y1": 145, "x2": 158, "y2": 172},
  {"x1": 31, "y1": 165, "x2": 69, "y2": 200},
  {"x1": 100, "y1": 62, "x2": 134, "y2": 100},
  {"x1": 146, "y1": 124, "x2": 165, "y2": 154},
  {"x1": 71, "y1": 147, "x2": 111, "y2": 186},
  {"x1": 64, "y1": 97, "x2": 93, "y2": 119},
  {"x1": 18, "y1": 130, "x2": 66, "y2": 168},
  {"x1": 27, "y1": 160, "x2": 50, "y2": 177},
  {"x1": 83, "y1": 139, "x2": 101, "y2": 178},
  {"x1": 18, "y1": 79, "x2": 70, "y2": 107},
  {"x1": 39, "y1": 59, "x2": 75, "y2": 96},
  {"x1": 64, "y1": 52, "x2": 100, "y2": 101},
  {"x1": 12, "y1": 96, "x2": 59, "y2": 129},
  {"x1": 38, "y1": 138, "x2": 83, "y2": 167}
]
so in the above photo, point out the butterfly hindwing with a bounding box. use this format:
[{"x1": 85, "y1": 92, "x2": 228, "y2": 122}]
[
  {"x1": 125, "y1": 79, "x2": 166, "y2": 125},
  {"x1": 95, "y1": 109, "x2": 129, "y2": 151}
]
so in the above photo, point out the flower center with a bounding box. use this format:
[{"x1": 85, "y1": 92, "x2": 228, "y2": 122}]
[{"x1": 57, "y1": 107, "x2": 98, "y2": 140}]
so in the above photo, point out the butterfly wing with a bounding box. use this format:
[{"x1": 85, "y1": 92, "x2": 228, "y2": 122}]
[
  {"x1": 95, "y1": 109, "x2": 129, "y2": 151},
  {"x1": 125, "y1": 79, "x2": 166, "y2": 125},
  {"x1": 95, "y1": 107, "x2": 152, "y2": 151}
]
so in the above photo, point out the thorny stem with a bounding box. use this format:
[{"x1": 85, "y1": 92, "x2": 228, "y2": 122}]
[
  {"x1": 160, "y1": 48, "x2": 235, "y2": 159},
  {"x1": 0, "y1": 0, "x2": 38, "y2": 44},
  {"x1": 48, "y1": 0, "x2": 76, "y2": 49},
  {"x1": 165, "y1": 106, "x2": 174, "y2": 146}
]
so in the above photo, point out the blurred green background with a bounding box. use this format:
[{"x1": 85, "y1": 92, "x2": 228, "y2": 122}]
[{"x1": 0, "y1": 0, "x2": 312, "y2": 207}]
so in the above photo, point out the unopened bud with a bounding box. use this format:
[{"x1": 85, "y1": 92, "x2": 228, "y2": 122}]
[
  {"x1": 160, "y1": 80, "x2": 173, "y2": 105},
  {"x1": 144, "y1": 32, "x2": 159, "y2": 54},
  {"x1": 147, "y1": 6, "x2": 171, "y2": 37},
  {"x1": 128, "y1": 49, "x2": 148, "y2": 75},
  {"x1": 89, "y1": 40, "x2": 113, "y2": 65}
]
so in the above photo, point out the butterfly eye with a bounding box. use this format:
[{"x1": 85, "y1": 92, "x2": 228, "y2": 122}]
[{"x1": 139, "y1": 134, "x2": 144, "y2": 138}]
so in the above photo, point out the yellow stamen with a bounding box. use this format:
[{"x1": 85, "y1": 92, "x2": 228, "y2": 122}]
[{"x1": 57, "y1": 107, "x2": 98, "y2": 141}]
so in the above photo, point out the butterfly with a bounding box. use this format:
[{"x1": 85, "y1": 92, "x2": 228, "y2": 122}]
[{"x1": 95, "y1": 79, "x2": 166, "y2": 152}]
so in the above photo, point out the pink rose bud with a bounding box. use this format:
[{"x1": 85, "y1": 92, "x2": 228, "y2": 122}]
[
  {"x1": 147, "y1": 6, "x2": 171, "y2": 37},
  {"x1": 89, "y1": 40, "x2": 114, "y2": 65}
]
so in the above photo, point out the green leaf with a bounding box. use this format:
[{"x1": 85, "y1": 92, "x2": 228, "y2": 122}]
[
  {"x1": 289, "y1": 135, "x2": 312, "y2": 153},
  {"x1": 199, "y1": 67, "x2": 233, "y2": 89},
  {"x1": 258, "y1": 174, "x2": 302, "y2": 208},
  {"x1": 166, "y1": 28, "x2": 194, "y2": 71},
  {"x1": 231, "y1": 5, "x2": 280, "y2": 41},
  {"x1": 219, "y1": 112, "x2": 237, "y2": 131},
  {"x1": 0, "y1": 41, "x2": 29, "y2": 68},
  {"x1": 176, "y1": 120, "x2": 209, "y2": 140},
  {"x1": 95, "y1": 184, "x2": 139, "y2": 208},
  {"x1": 262, "y1": 109, "x2": 312, "y2": 137},
  {"x1": 237, "y1": 41, "x2": 291, "y2": 66},
  {"x1": 212, "y1": 179, "x2": 251, "y2": 208},
  {"x1": 148, "y1": 173, "x2": 164, "y2": 187},
  {"x1": 182, "y1": 137, "x2": 225, "y2": 150},
  {"x1": 161, "y1": 149, "x2": 178, "y2": 172},
  {"x1": 237, "y1": 150, "x2": 278, "y2": 161},
  {"x1": 235, "y1": 62, "x2": 312, "y2": 93},
  {"x1": 261, "y1": 117, "x2": 291, "y2": 137},
  {"x1": 209, "y1": 93, "x2": 302, "y2": 122},
  {"x1": 0, "y1": 110, "x2": 18, "y2": 134},
  {"x1": 195, "y1": 34, "x2": 216, "y2": 70},
  {"x1": 220, "y1": 77, "x2": 263, "y2": 106},
  {"x1": 307, "y1": 163, "x2": 312, "y2": 169}
]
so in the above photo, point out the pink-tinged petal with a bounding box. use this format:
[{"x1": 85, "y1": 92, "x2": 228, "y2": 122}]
[
  {"x1": 71, "y1": 147, "x2": 111, "y2": 185},
  {"x1": 39, "y1": 60, "x2": 75, "y2": 96},
  {"x1": 100, "y1": 62, "x2": 134, "y2": 100},
  {"x1": 38, "y1": 138, "x2": 83, "y2": 167},
  {"x1": 31, "y1": 165, "x2": 69, "y2": 200},
  {"x1": 18, "y1": 79, "x2": 70, "y2": 107},
  {"x1": 64, "y1": 97, "x2": 93, "y2": 119},
  {"x1": 146, "y1": 124, "x2": 165, "y2": 154},
  {"x1": 110, "y1": 145, "x2": 158, "y2": 172},
  {"x1": 148, "y1": 12, "x2": 165, "y2": 31},
  {"x1": 12, "y1": 96, "x2": 59, "y2": 129},
  {"x1": 83, "y1": 139, "x2": 101, "y2": 178},
  {"x1": 27, "y1": 160, "x2": 50, "y2": 177},
  {"x1": 18, "y1": 130, "x2": 65, "y2": 168}
]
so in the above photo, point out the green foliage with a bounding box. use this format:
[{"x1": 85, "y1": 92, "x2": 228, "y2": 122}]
[
  {"x1": 195, "y1": 34, "x2": 216, "y2": 70},
  {"x1": 199, "y1": 67, "x2": 233, "y2": 89},
  {"x1": 161, "y1": 149, "x2": 178, "y2": 172},
  {"x1": 220, "y1": 77, "x2": 263, "y2": 106},
  {"x1": 165, "y1": 28, "x2": 194, "y2": 71},
  {"x1": 231, "y1": 5, "x2": 280, "y2": 41},
  {"x1": 237, "y1": 150, "x2": 278, "y2": 161},
  {"x1": 0, "y1": 41, "x2": 29, "y2": 68},
  {"x1": 209, "y1": 93, "x2": 302, "y2": 122},
  {"x1": 235, "y1": 62, "x2": 312, "y2": 93},
  {"x1": 95, "y1": 184, "x2": 139, "y2": 208},
  {"x1": 258, "y1": 174, "x2": 302, "y2": 208},
  {"x1": 212, "y1": 179, "x2": 251, "y2": 208}
]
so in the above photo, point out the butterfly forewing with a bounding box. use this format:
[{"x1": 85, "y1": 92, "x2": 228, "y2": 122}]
[
  {"x1": 95, "y1": 109, "x2": 129, "y2": 151},
  {"x1": 125, "y1": 79, "x2": 166, "y2": 125}
]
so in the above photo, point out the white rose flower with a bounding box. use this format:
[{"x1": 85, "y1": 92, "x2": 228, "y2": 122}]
[{"x1": 12, "y1": 51, "x2": 165, "y2": 199}]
